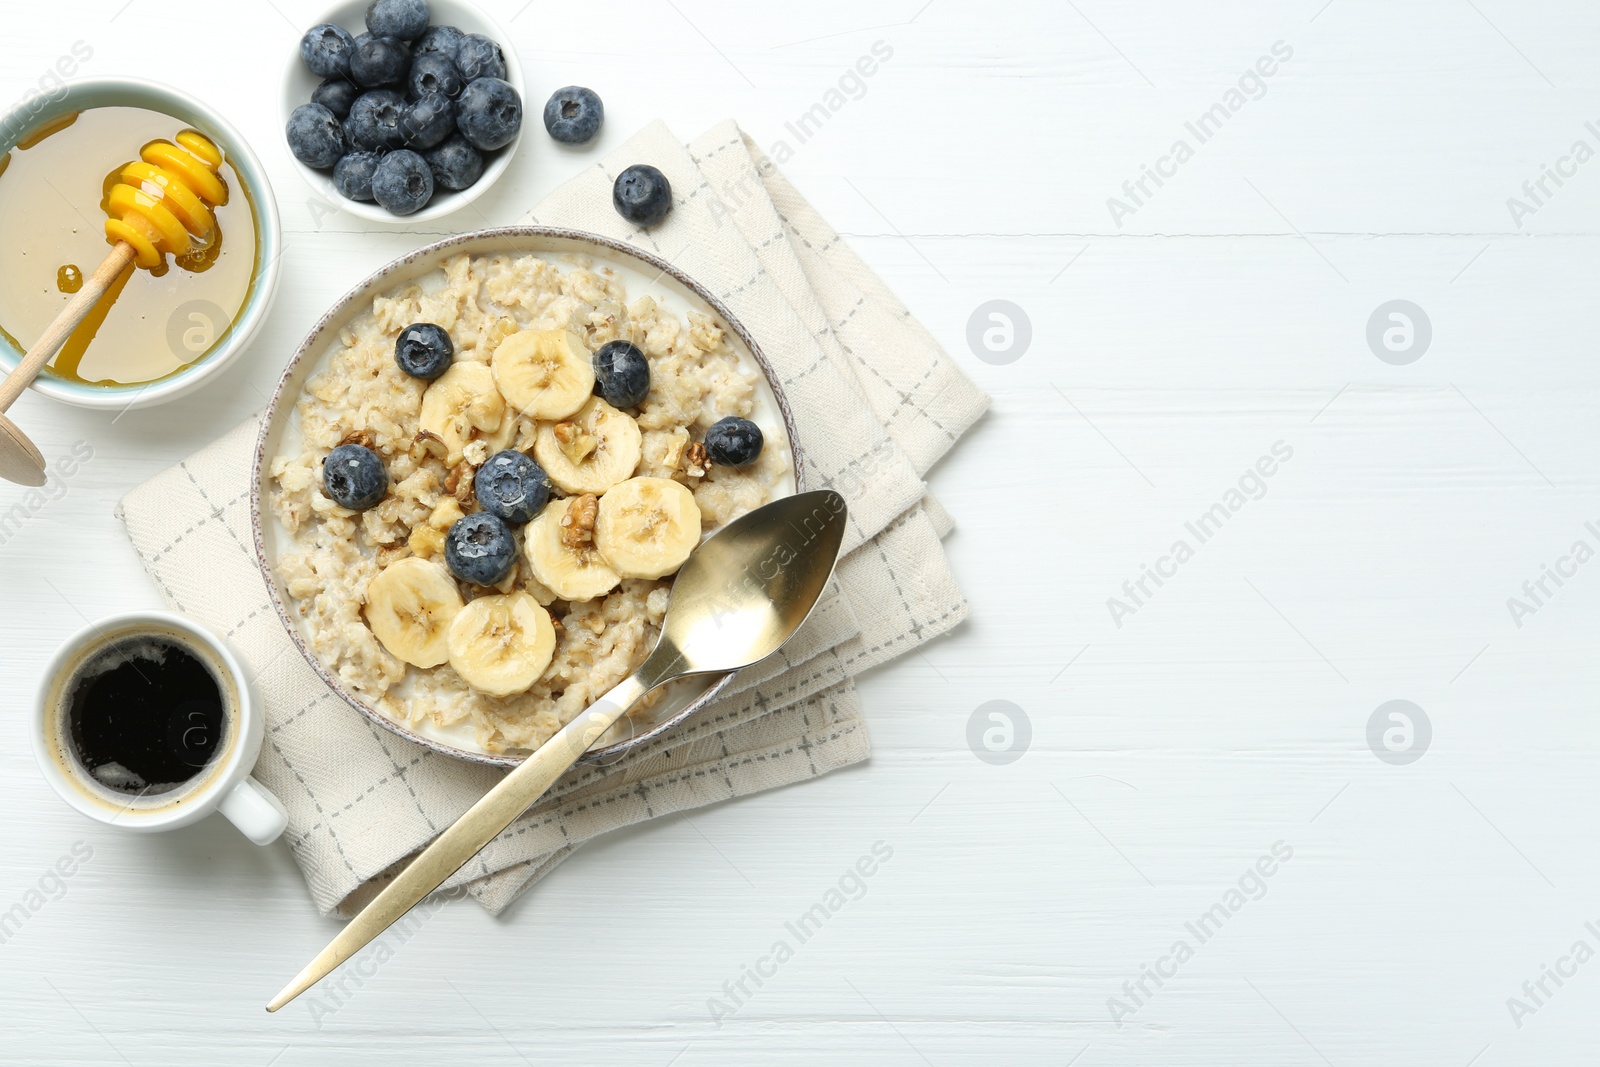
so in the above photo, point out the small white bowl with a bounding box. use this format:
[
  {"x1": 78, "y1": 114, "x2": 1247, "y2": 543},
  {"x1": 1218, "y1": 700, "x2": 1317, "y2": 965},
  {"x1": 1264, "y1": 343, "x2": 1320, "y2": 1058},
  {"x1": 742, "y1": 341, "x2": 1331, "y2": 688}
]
[
  {"x1": 280, "y1": 0, "x2": 526, "y2": 225},
  {"x1": 0, "y1": 77, "x2": 282, "y2": 411}
]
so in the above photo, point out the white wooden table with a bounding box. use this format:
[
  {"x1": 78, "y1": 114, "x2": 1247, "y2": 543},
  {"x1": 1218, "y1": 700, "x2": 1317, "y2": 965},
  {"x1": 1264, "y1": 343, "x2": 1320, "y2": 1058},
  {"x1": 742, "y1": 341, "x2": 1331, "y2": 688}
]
[{"x1": 2, "y1": 1, "x2": 1595, "y2": 1063}]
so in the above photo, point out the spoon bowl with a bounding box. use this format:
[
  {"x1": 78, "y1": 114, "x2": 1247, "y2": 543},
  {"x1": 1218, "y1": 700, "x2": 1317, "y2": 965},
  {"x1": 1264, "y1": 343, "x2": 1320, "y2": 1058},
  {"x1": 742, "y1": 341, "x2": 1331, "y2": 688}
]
[
  {"x1": 268, "y1": 489, "x2": 849, "y2": 1011},
  {"x1": 0, "y1": 413, "x2": 46, "y2": 486}
]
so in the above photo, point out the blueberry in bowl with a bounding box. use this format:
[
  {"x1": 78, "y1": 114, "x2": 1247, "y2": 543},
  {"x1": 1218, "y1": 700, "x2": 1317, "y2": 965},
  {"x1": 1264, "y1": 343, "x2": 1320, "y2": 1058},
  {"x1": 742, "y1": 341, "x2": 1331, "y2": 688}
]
[
  {"x1": 702, "y1": 416, "x2": 764, "y2": 467},
  {"x1": 349, "y1": 35, "x2": 410, "y2": 88},
  {"x1": 333, "y1": 151, "x2": 382, "y2": 200},
  {"x1": 592, "y1": 340, "x2": 649, "y2": 408},
  {"x1": 400, "y1": 91, "x2": 455, "y2": 149},
  {"x1": 300, "y1": 24, "x2": 355, "y2": 78},
  {"x1": 312, "y1": 77, "x2": 361, "y2": 118},
  {"x1": 346, "y1": 89, "x2": 408, "y2": 150},
  {"x1": 408, "y1": 54, "x2": 463, "y2": 99},
  {"x1": 371, "y1": 149, "x2": 434, "y2": 215},
  {"x1": 424, "y1": 134, "x2": 483, "y2": 191},
  {"x1": 287, "y1": 103, "x2": 345, "y2": 168},
  {"x1": 445, "y1": 512, "x2": 517, "y2": 586},
  {"x1": 394, "y1": 322, "x2": 453, "y2": 379},
  {"x1": 323, "y1": 443, "x2": 388, "y2": 510},
  {"x1": 454, "y1": 33, "x2": 505, "y2": 81},
  {"x1": 456, "y1": 77, "x2": 521, "y2": 151},
  {"x1": 474, "y1": 450, "x2": 552, "y2": 525},
  {"x1": 366, "y1": 0, "x2": 430, "y2": 40}
]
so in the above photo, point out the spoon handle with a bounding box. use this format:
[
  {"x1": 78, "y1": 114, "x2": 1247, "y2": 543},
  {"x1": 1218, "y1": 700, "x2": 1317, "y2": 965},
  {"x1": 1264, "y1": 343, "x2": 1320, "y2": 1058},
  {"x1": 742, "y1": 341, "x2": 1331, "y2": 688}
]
[
  {"x1": 266, "y1": 669, "x2": 653, "y2": 1013},
  {"x1": 0, "y1": 241, "x2": 135, "y2": 413}
]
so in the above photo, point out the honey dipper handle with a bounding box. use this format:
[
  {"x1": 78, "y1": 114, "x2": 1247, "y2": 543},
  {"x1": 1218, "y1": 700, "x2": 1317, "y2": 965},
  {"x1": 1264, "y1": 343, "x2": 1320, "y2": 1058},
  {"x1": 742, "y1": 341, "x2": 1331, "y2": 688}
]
[{"x1": 0, "y1": 240, "x2": 137, "y2": 413}]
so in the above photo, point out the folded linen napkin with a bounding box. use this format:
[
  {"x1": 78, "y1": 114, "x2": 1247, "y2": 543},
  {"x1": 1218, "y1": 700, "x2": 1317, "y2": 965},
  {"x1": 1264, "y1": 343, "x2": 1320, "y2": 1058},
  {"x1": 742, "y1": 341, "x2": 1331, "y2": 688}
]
[{"x1": 116, "y1": 120, "x2": 987, "y2": 916}]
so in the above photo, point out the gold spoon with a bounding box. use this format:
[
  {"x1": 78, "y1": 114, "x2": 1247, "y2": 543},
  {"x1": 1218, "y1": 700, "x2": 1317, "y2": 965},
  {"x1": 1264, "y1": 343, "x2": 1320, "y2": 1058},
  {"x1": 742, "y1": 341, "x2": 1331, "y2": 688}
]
[{"x1": 267, "y1": 488, "x2": 849, "y2": 1012}]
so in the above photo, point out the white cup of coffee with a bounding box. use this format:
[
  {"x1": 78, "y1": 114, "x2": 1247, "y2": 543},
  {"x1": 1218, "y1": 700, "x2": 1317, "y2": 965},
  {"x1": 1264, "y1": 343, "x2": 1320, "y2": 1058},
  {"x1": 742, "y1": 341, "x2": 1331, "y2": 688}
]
[{"x1": 31, "y1": 611, "x2": 288, "y2": 845}]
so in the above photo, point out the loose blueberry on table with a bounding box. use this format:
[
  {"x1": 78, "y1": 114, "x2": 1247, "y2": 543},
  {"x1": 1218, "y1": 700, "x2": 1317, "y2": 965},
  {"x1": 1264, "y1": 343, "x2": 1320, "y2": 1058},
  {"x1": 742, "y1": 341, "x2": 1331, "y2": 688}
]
[
  {"x1": 543, "y1": 86, "x2": 603, "y2": 145},
  {"x1": 474, "y1": 450, "x2": 552, "y2": 525},
  {"x1": 702, "y1": 416, "x2": 764, "y2": 467},
  {"x1": 394, "y1": 322, "x2": 454, "y2": 379},
  {"x1": 613, "y1": 164, "x2": 673, "y2": 227},
  {"x1": 323, "y1": 443, "x2": 389, "y2": 510},
  {"x1": 591, "y1": 339, "x2": 650, "y2": 408},
  {"x1": 445, "y1": 512, "x2": 518, "y2": 586},
  {"x1": 289, "y1": 0, "x2": 523, "y2": 215}
]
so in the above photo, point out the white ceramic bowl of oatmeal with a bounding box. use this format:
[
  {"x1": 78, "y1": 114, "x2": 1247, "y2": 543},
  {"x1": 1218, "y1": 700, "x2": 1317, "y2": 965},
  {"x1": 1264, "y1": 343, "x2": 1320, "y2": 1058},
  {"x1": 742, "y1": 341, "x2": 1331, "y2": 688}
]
[{"x1": 251, "y1": 228, "x2": 800, "y2": 767}]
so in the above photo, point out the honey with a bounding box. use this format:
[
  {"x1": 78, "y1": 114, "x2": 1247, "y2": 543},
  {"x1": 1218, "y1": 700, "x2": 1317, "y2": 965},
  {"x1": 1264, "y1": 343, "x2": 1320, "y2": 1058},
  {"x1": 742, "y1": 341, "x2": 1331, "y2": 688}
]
[{"x1": 0, "y1": 107, "x2": 256, "y2": 386}]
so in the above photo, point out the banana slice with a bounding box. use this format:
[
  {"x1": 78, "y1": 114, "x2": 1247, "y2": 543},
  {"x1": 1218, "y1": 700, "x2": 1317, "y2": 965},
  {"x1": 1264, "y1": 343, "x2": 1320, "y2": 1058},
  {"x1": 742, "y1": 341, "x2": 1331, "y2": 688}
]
[
  {"x1": 364, "y1": 556, "x2": 465, "y2": 668},
  {"x1": 446, "y1": 591, "x2": 556, "y2": 697},
  {"x1": 491, "y1": 328, "x2": 595, "y2": 421},
  {"x1": 524, "y1": 495, "x2": 621, "y2": 601},
  {"x1": 418, "y1": 361, "x2": 505, "y2": 465},
  {"x1": 594, "y1": 476, "x2": 703, "y2": 579},
  {"x1": 532, "y1": 397, "x2": 642, "y2": 495}
]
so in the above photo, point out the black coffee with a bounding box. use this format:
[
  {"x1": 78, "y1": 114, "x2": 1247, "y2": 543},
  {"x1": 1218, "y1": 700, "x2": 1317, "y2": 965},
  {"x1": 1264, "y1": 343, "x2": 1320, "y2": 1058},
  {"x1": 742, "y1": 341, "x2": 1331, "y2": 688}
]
[{"x1": 64, "y1": 633, "x2": 228, "y2": 795}]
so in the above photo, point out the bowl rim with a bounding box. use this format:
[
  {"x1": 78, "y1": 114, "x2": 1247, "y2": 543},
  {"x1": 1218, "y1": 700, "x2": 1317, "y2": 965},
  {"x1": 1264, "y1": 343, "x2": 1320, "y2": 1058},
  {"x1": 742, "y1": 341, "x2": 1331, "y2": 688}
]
[
  {"x1": 249, "y1": 226, "x2": 806, "y2": 768},
  {"x1": 0, "y1": 75, "x2": 283, "y2": 409},
  {"x1": 279, "y1": 0, "x2": 526, "y2": 226}
]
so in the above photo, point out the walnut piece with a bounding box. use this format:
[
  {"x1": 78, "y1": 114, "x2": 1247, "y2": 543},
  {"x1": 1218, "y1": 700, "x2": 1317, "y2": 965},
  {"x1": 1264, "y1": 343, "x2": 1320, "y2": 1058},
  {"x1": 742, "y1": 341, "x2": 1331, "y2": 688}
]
[
  {"x1": 683, "y1": 441, "x2": 708, "y2": 478},
  {"x1": 444, "y1": 461, "x2": 476, "y2": 504},
  {"x1": 413, "y1": 429, "x2": 448, "y2": 460},
  {"x1": 553, "y1": 421, "x2": 598, "y2": 464},
  {"x1": 559, "y1": 493, "x2": 598, "y2": 550},
  {"x1": 340, "y1": 429, "x2": 377, "y2": 451},
  {"x1": 408, "y1": 525, "x2": 446, "y2": 559}
]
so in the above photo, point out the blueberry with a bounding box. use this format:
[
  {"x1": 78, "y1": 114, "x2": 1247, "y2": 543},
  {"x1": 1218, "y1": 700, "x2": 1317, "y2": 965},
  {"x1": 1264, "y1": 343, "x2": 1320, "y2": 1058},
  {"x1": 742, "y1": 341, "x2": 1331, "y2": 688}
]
[
  {"x1": 394, "y1": 322, "x2": 453, "y2": 379},
  {"x1": 445, "y1": 512, "x2": 516, "y2": 586},
  {"x1": 702, "y1": 416, "x2": 763, "y2": 467},
  {"x1": 413, "y1": 24, "x2": 463, "y2": 59},
  {"x1": 346, "y1": 89, "x2": 408, "y2": 150},
  {"x1": 333, "y1": 151, "x2": 382, "y2": 201},
  {"x1": 454, "y1": 33, "x2": 506, "y2": 81},
  {"x1": 401, "y1": 92, "x2": 454, "y2": 149},
  {"x1": 422, "y1": 134, "x2": 484, "y2": 191},
  {"x1": 312, "y1": 77, "x2": 360, "y2": 119},
  {"x1": 349, "y1": 34, "x2": 409, "y2": 88},
  {"x1": 300, "y1": 24, "x2": 355, "y2": 78},
  {"x1": 455, "y1": 77, "x2": 522, "y2": 151},
  {"x1": 322, "y1": 443, "x2": 388, "y2": 510},
  {"x1": 473, "y1": 450, "x2": 552, "y2": 525},
  {"x1": 365, "y1": 0, "x2": 429, "y2": 40},
  {"x1": 542, "y1": 86, "x2": 604, "y2": 145},
  {"x1": 286, "y1": 103, "x2": 345, "y2": 169},
  {"x1": 612, "y1": 164, "x2": 672, "y2": 227},
  {"x1": 371, "y1": 149, "x2": 434, "y2": 214},
  {"x1": 591, "y1": 340, "x2": 649, "y2": 408},
  {"x1": 408, "y1": 54, "x2": 463, "y2": 99}
]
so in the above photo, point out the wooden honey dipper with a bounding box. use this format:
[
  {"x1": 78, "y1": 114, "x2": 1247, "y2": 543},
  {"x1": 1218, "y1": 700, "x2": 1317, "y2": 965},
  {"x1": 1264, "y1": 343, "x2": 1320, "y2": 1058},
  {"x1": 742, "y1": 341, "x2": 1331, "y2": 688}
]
[{"x1": 0, "y1": 130, "x2": 229, "y2": 485}]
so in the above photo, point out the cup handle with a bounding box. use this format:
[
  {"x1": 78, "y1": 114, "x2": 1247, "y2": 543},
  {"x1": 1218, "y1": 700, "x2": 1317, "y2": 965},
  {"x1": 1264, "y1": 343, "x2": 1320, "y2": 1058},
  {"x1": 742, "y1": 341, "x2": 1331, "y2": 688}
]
[{"x1": 218, "y1": 775, "x2": 288, "y2": 845}]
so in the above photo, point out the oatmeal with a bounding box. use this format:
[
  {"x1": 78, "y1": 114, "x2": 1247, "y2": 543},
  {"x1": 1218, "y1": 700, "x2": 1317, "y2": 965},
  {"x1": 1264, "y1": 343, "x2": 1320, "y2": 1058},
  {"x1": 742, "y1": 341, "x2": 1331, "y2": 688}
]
[{"x1": 269, "y1": 252, "x2": 790, "y2": 754}]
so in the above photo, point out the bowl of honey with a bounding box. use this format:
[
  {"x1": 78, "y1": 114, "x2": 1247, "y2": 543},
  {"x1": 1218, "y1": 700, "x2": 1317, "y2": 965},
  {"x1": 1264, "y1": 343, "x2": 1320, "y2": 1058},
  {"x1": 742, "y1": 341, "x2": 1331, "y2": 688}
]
[{"x1": 0, "y1": 78, "x2": 282, "y2": 409}]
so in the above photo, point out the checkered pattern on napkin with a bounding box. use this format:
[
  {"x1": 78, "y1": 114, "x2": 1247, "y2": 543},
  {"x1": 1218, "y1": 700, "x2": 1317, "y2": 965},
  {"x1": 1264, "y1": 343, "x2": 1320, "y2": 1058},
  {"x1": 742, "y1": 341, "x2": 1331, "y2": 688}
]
[{"x1": 115, "y1": 120, "x2": 987, "y2": 916}]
